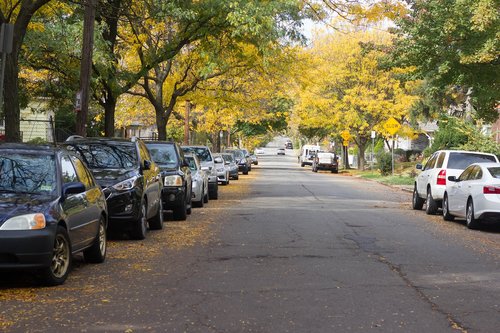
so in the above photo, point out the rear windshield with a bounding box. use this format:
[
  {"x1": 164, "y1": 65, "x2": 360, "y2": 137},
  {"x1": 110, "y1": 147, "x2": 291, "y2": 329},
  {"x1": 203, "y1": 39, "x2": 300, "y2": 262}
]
[
  {"x1": 68, "y1": 143, "x2": 138, "y2": 169},
  {"x1": 487, "y1": 167, "x2": 500, "y2": 179},
  {"x1": 182, "y1": 147, "x2": 212, "y2": 162},
  {"x1": 147, "y1": 144, "x2": 178, "y2": 167},
  {"x1": 447, "y1": 153, "x2": 497, "y2": 169}
]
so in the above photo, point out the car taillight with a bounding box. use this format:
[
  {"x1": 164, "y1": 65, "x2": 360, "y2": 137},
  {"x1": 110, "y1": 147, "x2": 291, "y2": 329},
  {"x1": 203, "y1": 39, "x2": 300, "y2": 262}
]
[
  {"x1": 436, "y1": 169, "x2": 446, "y2": 185},
  {"x1": 483, "y1": 186, "x2": 500, "y2": 194}
]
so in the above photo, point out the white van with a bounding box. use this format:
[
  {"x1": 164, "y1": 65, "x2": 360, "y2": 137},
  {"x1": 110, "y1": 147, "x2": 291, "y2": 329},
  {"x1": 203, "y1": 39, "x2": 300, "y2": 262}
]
[{"x1": 299, "y1": 144, "x2": 321, "y2": 167}]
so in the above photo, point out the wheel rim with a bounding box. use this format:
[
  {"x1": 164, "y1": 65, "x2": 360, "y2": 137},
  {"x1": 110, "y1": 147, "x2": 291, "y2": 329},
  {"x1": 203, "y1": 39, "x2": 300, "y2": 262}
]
[
  {"x1": 466, "y1": 202, "x2": 473, "y2": 224},
  {"x1": 98, "y1": 222, "x2": 106, "y2": 255},
  {"x1": 51, "y1": 234, "x2": 70, "y2": 278}
]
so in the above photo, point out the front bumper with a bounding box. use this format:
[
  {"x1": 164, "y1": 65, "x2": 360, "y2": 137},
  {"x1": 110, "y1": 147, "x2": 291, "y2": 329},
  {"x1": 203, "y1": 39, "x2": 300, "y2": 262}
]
[
  {"x1": 0, "y1": 226, "x2": 56, "y2": 269},
  {"x1": 105, "y1": 188, "x2": 142, "y2": 228},
  {"x1": 162, "y1": 186, "x2": 186, "y2": 209}
]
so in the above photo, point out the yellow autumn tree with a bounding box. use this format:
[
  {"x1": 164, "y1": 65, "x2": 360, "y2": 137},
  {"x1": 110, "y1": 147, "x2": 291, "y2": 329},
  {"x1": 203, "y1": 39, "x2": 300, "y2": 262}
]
[{"x1": 293, "y1": 28, "x2": 420, "y2": 169}]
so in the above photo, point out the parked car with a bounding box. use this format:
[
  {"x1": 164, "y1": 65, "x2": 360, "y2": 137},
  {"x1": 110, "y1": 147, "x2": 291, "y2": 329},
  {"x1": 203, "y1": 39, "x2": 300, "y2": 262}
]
[
  {"x1": 277, "y1": 148, "x2": 285, "y2": 155},
  {"x1": 443, "y1": 163, "x2": 500, "y2": 229},
  {"x1": 185, "y1": 154, "x2": 209, "y2": 207},
  {"x1": 224, "y1": 149, "x2": 251, "y2": 175},
  {"x1": 213, "y1": 153, "x2": 230, "y2": 185},
  {"x1": 145, "y1": 141, "x2": 192, "y2": 221},
  {"x1": 312, "y1": 152, "x2": 339, "y2": 173},
  {"x1": 413, "y1": 150, "x2": 499, "y2": 215},
  {"x1": 285, "y1": 141, "x2": 293, "y2": 149},
  {"x1": 0, "y1": 143, "x2": 108, "y2": 285},
  {"x1": 299, "y1": 145, "x2": 320, "y2": 166},
  {"x1": 181, "y1": 146, "x2": 219, "y2": 199},
  {"x1": 221, "y1": 153, "x2": 239, "y2": 180},
  {"x1": 240, "y1": 148, "x2": 253, "y2": 170},
  {"x1": 255, "y1": 147, "x2": 265, "y2": 155},
  {"x1": 64, "y1": 137, "x2": 163, "y2": 239},
  {"x1": 250, "y1": 154, "x2": 258, "y2": 165}
]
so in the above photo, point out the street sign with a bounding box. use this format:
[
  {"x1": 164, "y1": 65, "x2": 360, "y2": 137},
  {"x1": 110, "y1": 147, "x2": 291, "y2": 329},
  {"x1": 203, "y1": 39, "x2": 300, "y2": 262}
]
[
  {"x1": 340, "y1": 130, "x2": 351, "y2": 141},
  {"x1": 343, "y1": 140, "x2": 349, "y2": 146},
  {"x1": 383, "y1": 117, "x2": 401, "y2": 136}
]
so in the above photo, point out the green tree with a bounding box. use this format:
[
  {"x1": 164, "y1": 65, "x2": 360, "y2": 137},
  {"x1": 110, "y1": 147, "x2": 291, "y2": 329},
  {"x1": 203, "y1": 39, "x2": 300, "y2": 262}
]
[{"x1": 392, "y1": 0, "x2": 500, "y2": 122}]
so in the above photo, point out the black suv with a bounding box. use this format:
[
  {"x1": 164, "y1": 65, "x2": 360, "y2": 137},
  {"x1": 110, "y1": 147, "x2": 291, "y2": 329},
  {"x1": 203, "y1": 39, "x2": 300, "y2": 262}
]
[
  {"x1": 145, "y1": 141, "x2": 192, "y2": 221},
  {"x1": 0, "y1": 143, "x2": 108, "y2": 285},
  {"x1": 64, "y1": 137, "x2": 163, "y2": 239},
  {"x1": 224, "y1": 149, "x2": 251, "y2": 175}
]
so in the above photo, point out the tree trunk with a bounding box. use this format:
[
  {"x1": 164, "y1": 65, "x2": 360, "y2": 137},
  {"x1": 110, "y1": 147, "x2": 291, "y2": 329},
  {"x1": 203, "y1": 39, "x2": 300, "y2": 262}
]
[
  {"x1": 156, "y1": 106, "x2": 167, "y2": 141},
  {"x1": 103, "y1": 96, "x2": 116, "y2": 137},
  {"x1": 356, "y1": 136, "x2": 369, "y2": 170},
  {"x1": 4, "y1": 54, "x2": 21, "y2": 142}
]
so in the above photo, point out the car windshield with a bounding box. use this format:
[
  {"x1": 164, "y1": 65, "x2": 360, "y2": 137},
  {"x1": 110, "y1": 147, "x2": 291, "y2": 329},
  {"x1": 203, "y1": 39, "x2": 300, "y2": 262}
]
[
  {"x1": 222, "y1": 154, "x2": 234, "y2": 163},
  {"x1": 147, "y1": 144, "x2": 178, "y2": 167},
  {"x1": 447, "y1": 153, "x2": 497, "y2": 169},
  {"x1": 487, "y1": 167, "x2": 500, "y2": 179},
  {"x1": 68, "y1": 143, "x2": 138, "y2": 169},
  {"x1": 185, "y1": 156, "x2": 198, "y2": 171},
  {"x1": 0, "y1": 152, "x2": 56, "y2": 194},
  {"x1": 182, "y1": 147, "x2": 212, "y2": 162}
]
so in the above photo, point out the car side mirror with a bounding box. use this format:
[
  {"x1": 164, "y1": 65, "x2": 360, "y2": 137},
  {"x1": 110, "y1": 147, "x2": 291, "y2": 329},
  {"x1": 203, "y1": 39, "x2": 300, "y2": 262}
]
[
  {"x1": 63, "y1": 182, "x2": 86, "y2": 197},
  {"x1": 201, "y1": 166, "x2": 209, "y2": 171},
  {"x1": 448, "y1": 176, "x2": 458, "y2": 182},
  {"x1": 416, "y1": 164, "x2": 422, "y2": 170},
  {"x1": 183, "y1": 158, "x2": 190, "y2": 168},
  {"x1": 143, "y1": 160, "x2": 151, "y2": 170}
]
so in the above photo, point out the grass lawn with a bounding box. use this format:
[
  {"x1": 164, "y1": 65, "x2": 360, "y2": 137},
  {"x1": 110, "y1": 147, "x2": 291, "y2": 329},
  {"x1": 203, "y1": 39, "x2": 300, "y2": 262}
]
[{"x1": 343, "y1": 162, "x2": 416, "y2": 186}]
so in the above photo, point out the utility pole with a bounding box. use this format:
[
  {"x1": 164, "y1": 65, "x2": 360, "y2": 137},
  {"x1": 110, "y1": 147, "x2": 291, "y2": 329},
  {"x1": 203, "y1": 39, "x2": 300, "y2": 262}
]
[{"x1": 75, "y1": 0, "x2": 97, "y2": 137}]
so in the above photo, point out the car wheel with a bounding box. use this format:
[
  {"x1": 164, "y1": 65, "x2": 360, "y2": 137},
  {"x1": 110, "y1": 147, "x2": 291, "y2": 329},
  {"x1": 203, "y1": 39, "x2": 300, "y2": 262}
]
[
  {"x1": 235, "y1": 174, "x2": 239, "y2": 180},
  {"x1": 194, "y1": 196, "x2": 204, "y2": 208},
  {"x1": 300, "y1": 162, "x2": 305, "y2": 167},
  {"x1": 84, "y1": 216, "x2": 107, "y2": 263},
  {"x1": 209, "y1": 182, "x2": 219, "y2": 200},
  {"x1": 148, "y1": 199, "x2": 164, "y2": 230},
  {"x1": 425, "y1": 188, "x2": 438, "y2": 215},
  {"x1": 173, "y1": 194, "x2": 188, "y2": 221},
  {"x1": 203, "y1": 186, "x2": 209, "y2": 203},
  {"x1": 442, "y1": 194, "x2": 455, "y2": 221},
  {"x1": 131, "y1": 201, "x2": 148, "y2": 240},
  {"x1": 412, "y1": 186, "x2": 425, "y2": 210},
  {"x1": 39, "y1": 226, "x2": 72, "y2": 286},
  {"x1": 243, "y1": 167, "x2": 249, "y2": 175},
  {"x1": 466, "y1": 199, "x2": 480, "y2": 229}
]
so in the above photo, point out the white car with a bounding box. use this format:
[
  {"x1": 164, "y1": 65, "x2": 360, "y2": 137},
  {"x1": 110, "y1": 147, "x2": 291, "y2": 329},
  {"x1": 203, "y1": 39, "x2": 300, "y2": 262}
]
[
  {"x1": 443, "y1": 163, "x2": 500, "y2": 229},
  {"x1": 413, "y1": 150, "x2": 498, "y2": 215},
  {"x1": 255, "y1": 148, "x2": 265, "y2": 155},
  {"x1": 185, "y1": 154, "x2": 209, "y2": 207},
  {"x1": 213, "y1": 153, "x2": 230, "y2": 185}
]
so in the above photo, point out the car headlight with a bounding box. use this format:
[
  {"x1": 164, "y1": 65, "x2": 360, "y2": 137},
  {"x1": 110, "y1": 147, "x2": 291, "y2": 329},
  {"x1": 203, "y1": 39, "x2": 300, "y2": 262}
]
[
  {"x1": 0, "y1": 213, "x2": 46, "y2": 230},
  {"x1": 113, "y1": 176, "x2": 139, "y2": 191},
  {"x1": 164, "y1": 175, "x2": 183, "y2": 186}
]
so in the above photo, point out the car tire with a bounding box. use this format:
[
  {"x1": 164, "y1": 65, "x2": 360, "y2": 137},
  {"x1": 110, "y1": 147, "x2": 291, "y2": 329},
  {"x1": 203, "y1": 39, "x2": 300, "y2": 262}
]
[
  {"x1": 235, "y1": 174, "x2": 239, "y2": 180},
  {"x1": 466, "y1": 199, "x2": 480, "y2": 229},
  {"x1": 39, "y1": 226, "x2": 72, "y2": 286},
  {"x1": 131, "y1": 201, "x2": 148, "y2": 240},
  {"x1": 84, "y1": 216, "x2": 107, "y2": 263},
  {"x1": 148, "y1": 199, "x2": 164, "y2": 230},
  {"x1": 203, "y1": 184, "x2": 209, "y2": 203},
  {"x1": 412, "y1": 186, "x2": 424, "y2": 210},
  {"x1": 209, "y1": 182, "x2": 219, "y2": 200},
  {"x1": 425, "y1": 188, "x2": 438, "y2": 215},
  {"x1": 442, "y1": 194, "x2": 455, "y2": 221},
  {"x1": 300, "y1": 162, "x2": 305, "y2": 167},
  {"x1": 194, "y1": 197, "x2": 204, "y2": 208},
  {"x1": 173, "y1": 195, "x2": 188, "y2": 221}
]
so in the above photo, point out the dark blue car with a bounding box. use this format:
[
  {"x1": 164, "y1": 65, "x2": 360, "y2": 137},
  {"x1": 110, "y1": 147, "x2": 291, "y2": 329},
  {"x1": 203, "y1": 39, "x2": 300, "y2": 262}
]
[{"x1": 0, "y1": 143, "x2": 108, "y2": 285}]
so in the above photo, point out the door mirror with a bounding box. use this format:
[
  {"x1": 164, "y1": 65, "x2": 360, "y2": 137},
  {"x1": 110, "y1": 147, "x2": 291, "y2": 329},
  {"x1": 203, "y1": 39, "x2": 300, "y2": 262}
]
[
  {"x1": 214, "y1": 157, "x2": 224, "y2": 163},
  {"x1": 143, "y1": 160, "x2": 151, "y2": 170},
  {"x1": 416, "y1": 164, "x2": 422, "y2": 170},
  {"x1": 183, "y1": 158, "x2": 190, "y2": 168},
  {"x1": 63, "y1": 182, "x2": 85, "y2": 196},
  {"x1": 448, "y1": 176, "x2": 458, "y2": 182}
]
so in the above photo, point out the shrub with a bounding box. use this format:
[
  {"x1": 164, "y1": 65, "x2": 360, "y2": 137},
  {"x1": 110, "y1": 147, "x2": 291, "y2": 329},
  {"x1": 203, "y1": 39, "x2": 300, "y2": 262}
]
[{"x1": 377, "y1": 151, "x2": 393, "y2": 176}]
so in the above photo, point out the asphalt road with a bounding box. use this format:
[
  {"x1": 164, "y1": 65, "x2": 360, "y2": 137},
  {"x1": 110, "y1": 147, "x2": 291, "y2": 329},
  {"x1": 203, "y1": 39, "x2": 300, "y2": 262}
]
[{"x1": 1, "y1": 150, "x2": 499, "y2": 332}]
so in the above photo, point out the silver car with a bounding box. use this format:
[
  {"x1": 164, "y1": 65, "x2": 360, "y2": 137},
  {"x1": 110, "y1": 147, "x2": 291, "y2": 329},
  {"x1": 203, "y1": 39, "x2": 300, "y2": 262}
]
[
  {"x1": 213, "y1": 153, "x2": 230, "y2": 185},
  {"x1": 185, "y1": 154, "x2": 209, "y2": 207},
  {"x1": 221, "y1": 153, "x2": 239, "y2": 180}
]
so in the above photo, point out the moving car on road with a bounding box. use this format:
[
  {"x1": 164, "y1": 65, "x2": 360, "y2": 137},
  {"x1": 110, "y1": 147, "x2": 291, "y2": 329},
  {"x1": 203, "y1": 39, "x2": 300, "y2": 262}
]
[
  {"x1": 0, "y1": 143, "x2": 108, "y2": 285},
  {"x1": 443, "y1": 162, "x2": 500, "y2": 229},
  {"x1": 412, "y1": 150, "x2": 498, "y2": 215}
]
